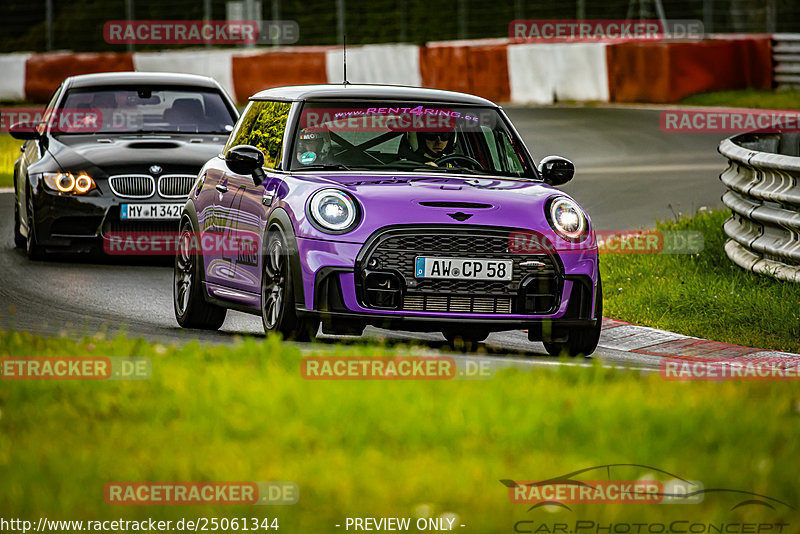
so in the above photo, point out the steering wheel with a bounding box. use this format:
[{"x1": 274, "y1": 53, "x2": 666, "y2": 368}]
[{"x1": 434, "y1": 154, "x2": 483, "y2": 170}]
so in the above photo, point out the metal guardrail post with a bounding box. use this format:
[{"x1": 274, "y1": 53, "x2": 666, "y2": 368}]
[
  {"x1": 718, "y1": 132, "x2": 800, "y2": 283},
  {"x1": 773, "y1": 34, "x2": 800, "y2": 89}
]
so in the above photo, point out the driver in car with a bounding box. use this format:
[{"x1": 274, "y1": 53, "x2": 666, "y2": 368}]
[{"x1": 408, "y1": 130, "x2": 457, "y2": 166}]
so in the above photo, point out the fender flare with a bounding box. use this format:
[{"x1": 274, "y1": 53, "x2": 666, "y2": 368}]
[
  {"x1": 179, "y1": 200, "x2": 214, "y2": 300},
  {"x1": 266, "y1": 207, "x2": 307, "y2": 310}
]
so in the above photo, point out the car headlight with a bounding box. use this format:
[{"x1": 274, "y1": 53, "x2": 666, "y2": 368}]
[
  {"x1": 547, "y1": 196, "x2": 587, "y2": 241},
  {"x1": 308, "y1": 189, "x2": 359, "y2": 233},
  {"x1": 43, "y1": 172, "x2": 96, "y2": 195}
]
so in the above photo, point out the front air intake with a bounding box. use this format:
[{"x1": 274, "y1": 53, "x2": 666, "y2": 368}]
[{"x1": 364, "y1": 272, "x2": 403, "y2": 310}]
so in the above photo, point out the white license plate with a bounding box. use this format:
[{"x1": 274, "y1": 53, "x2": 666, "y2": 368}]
[
  {"x1": 121, "y1": 203, "x2": 183, "y2": 220},
  {"x1": 415, "y1": 257, "x2": 513, "y2": 281}
]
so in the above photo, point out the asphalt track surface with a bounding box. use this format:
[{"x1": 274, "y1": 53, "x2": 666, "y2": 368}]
[{"x1": 0, "y1": 106, "x2": 730, "y2": 370}]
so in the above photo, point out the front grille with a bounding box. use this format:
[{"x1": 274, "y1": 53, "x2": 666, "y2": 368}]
[
  {"x1": 403, "y1": 294, "x2": 513, "y2": 313},
  {"x1": 108, "y1": 175, "x2": 155, "y2": 198},
  {"x1": 158, "y1": 175, "x2": 196, "y2": 198},
  {"x1": 358, "y1": 228, "x2": 562, "y2": 315}
]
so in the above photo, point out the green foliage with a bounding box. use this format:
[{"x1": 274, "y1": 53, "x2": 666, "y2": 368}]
[
  {"x1": 1, "y1": 329, "x2": 799, "y2": 529},
  {"x1": 681, "y1": 89, "x2": 800, "y2": 110},
  {"x1": 0, "y1": 134, "x2": 21, "y2": 188}
]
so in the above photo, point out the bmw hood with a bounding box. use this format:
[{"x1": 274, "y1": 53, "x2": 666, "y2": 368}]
[{"x1": 46, "y1": 133, "x2": 228, "y2": 177}]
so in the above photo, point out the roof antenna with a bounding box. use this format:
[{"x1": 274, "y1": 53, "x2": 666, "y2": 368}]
[{"x1": 343, "y1": 35, "x2": 349, "y2": 86}]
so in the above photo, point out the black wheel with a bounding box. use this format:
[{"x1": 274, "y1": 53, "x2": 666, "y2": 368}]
[
  {"x1": 25, "y1": 191, "x2": 46, "y2": 260},
  {"x1": 443, "y1": 328, "x2": 489, "y2": 352},
  {"x1": 13, "y1": 199, "x2": 26, "y2": 249},
  {"x1": 261, "y1": 226, "x2": 317, "y2": 341},
  {"x1": 173, "y1": 218, "x2": 227, "y2": 329},
  {"x1": 544, "y1": 277, "x2": 603, "y2": 357}
]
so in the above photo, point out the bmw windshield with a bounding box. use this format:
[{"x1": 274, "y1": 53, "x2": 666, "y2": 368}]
[
  {"x1": 56, "y1": 87, "x2": 237, "y2": 135},
  {"x1": 289, "y1": 102, "x2": 537, "y2": 178}
]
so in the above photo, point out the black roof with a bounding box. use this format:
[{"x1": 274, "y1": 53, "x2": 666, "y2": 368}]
[
  {"x1": 251, "y1": 84, "x2": 497, "y2": 106},
  {"x1": 66, "y1": 72, "x2": 223, "y2": 90}
]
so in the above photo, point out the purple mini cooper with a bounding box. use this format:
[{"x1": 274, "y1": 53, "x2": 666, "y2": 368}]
[{"x1": 174, "y1": 84, "x2": 601, "y2": 356}]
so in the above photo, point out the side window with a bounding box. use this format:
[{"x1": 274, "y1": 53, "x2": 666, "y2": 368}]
[
  {"x1": 40, "y1": 84, "x2": 64, "y2": 134},
  {"x1": 224, "y1": 100, "x2": 291, "y2": 169},
  {"x1": 481, "y1": 126, "x2": 500, "y2": 166},
  {"x1": 225, "y1": 102, "x2": 255, "y2": 151},
  {"x1": 501, "y1": 135, "x2": 524, "y2": 174}
]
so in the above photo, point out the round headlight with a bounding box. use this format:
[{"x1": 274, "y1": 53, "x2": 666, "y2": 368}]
[
  {"x1": 56, "y1": 173, "x2": 75, "y2": 193},
  {"x1": 548, "y1": 197, "x2": 587, "y2": 241},
  {"x1": 308, "y1": 189, "x2": 358, "y2": 233},
  {"x1": 74, "y1": 174, "x2": 94, "y2": 193}
]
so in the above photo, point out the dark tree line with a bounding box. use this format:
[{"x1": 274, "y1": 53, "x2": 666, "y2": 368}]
[{"x1": 0, "y1": 0, "x2": 795, "y2": 53}]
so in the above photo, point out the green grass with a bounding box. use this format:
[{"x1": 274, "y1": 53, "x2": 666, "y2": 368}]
[
  {"x1": 601, "y1": 209, "x2": 800, "y2": 353},
  {"x1": 681, "y1": 89, "x2": 800, "y2": 110},
  {"x1": 1, "y1": 329, "x2": 799, "y2": 530},
  {"x1": 0, "y1": 134, "x2": 20, "y2": 188}
]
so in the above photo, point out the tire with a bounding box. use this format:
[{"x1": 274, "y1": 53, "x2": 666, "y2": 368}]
[
  {"x1": 261, "y1": 225, "x2": 317, "y2": 341},
  {"x1": 443, "y1": 328, "x2": 489, "y2": 352},
  {"x1": 173, "y1": 218, "x2": 227, "y2": 329},
  {"x1": 25, "y1": 190, "x2": 46, "y2": 260},
  {"x1": 13, "y1": 200, "x2": 26, "y2": 249},
  {"x1": 544, "y1": 277, "x2": 603, "y2": 357}
]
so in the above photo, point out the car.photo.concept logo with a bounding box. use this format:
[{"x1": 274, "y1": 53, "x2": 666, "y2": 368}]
[{"x1": 505, "y1": 464, "x2": 794, "y2": 534}]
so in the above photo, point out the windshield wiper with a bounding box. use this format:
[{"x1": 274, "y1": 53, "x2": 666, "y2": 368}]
[
  {"x1": 397, "y1": 165, "x2": 490, "y2": 175},
  {"x1": 295, "y1": 164, "x2": 358, "y2": 171}
]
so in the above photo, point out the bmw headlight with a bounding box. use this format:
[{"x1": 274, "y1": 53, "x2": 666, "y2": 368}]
[
  {"x1": 308, "y1": 189, "x2": 359, "y2": 233},
  {"x1": 43, "y1": 172, "x2": 96, "y2": 195},
  {"x1": 547, "y1": 196, "x2": 587, "y2": 241}
]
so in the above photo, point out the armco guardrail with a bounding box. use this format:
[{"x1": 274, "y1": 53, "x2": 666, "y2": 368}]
[
  {"x1": 773, "y1": 34, "x2": 800, "y2": 89},
  {"x1": 719, "y1": 132, "x2": 800, "y2": 282}
]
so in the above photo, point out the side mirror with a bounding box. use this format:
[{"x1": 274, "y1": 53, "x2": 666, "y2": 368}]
[
  {"x1": 225, "y1": 144, "x2": 266, "y2": 185},
  {"x1": 538, "y1": 156, "x2": 575, "y2": 186},
  {"x1": 9, "y1": 122, "x2": 40, "y2": 140}
]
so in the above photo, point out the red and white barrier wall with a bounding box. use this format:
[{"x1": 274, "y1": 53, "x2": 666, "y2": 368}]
[{"x1": 1, "y1": 37, "x2": 771, "y2": 105}]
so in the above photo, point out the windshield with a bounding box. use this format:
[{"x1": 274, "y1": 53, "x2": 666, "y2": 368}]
[
  {"x1": 289, "y1": 102, "x2": 537, "y2": 177},
  {"x1": 56, "y1": 87, "x2": 237, "y2": 134}
]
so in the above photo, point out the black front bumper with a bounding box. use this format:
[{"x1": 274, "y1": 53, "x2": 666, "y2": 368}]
[
  {"x1": 31, "y1": 187, "x2": 183, "y2": 253},
  {"x1": 300, "y1": 263, "x2": 597, "y2": 339}
]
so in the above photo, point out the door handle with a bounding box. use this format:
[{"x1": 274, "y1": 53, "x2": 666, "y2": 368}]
[{"x1": 215, "y1": 184, "x2": 228, "y2": 193}]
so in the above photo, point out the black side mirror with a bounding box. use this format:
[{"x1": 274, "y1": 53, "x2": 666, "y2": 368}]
[
  {"x1": 225, "y1": 144, "x2": 266, "y2": 185},
  {"x1": 9, "y1": 122, "x2": 40, "y2": 140},
  {"x1": 538, "y1": 156, "x2": 575, "y2": 186}
]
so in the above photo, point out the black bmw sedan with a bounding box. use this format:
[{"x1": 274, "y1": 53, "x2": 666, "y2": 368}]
[{"x1": 10, "y1": 72, "x2": 239, "y2": 259}]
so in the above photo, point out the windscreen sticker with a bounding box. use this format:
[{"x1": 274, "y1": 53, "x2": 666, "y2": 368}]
[{"x1": 299, "y1": 151, "x2": 317, "y2": 164}]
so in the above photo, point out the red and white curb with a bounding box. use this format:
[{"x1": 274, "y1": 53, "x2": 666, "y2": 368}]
[{"x1": 599, "y1": 318, "x2": 798, "y2": 359}]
